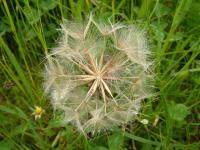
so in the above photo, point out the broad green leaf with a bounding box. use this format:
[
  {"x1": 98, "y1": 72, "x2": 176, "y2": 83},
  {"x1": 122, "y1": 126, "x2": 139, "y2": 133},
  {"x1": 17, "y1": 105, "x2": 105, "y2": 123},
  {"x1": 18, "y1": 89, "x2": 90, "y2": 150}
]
[
  {"x1": 155, "y1": 3, "x2": 171, "y2": 17},
  {"x1": 169, "y1": 102, "x2": 190, "y2": 122},
  {"x1": 151, "y1": 21, "x2": 167, "y2": 42},
  {"x1": 88, "y1": 146, "x2": 108, "y2": 150},
  {"x1": 40, "y1": 0, "x2": 58, "y2": 11},
  {"x1": 141, "y1": 143, "x2": 162, "y2": 150},
  {"x1": 169, "y1": 32, "x2": 184, "y2": 41},
  {"x1": 43, "y1": 23, "x2": 57, "y2": 38},
  {"x1": 0, "y1": 140, "x2": 14, "y2": 150},
  {"x1": 47, "y1": 118, "x2": 66, "y2": 128},
  {"x1": 23, "y1": 6, "x2": 42, "y2": 25},
  {"x1": 108, "y1": 132, "x2": 124, "y2": 150},
  {"x1": 10, "y1": 124, "x2": 29, "y2": 136}
]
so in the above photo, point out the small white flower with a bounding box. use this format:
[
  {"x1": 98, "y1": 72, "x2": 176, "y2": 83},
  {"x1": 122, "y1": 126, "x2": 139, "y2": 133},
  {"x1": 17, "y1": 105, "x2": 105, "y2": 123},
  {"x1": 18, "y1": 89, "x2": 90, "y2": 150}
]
[{"x1": 140, "y1": 119, "x2": 149, "y2": 125}]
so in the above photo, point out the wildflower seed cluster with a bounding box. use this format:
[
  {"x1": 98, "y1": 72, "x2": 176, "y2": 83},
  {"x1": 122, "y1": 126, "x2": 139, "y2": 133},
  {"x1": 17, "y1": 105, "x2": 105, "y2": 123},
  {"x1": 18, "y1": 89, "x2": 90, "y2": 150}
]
[{"x1": 44, "y1": 16, "x2": 152, "y2": 134}]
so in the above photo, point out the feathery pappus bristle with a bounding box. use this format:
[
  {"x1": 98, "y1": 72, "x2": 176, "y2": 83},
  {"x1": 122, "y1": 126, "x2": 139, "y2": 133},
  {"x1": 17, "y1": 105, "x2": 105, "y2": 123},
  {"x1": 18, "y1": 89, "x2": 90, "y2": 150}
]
[{"x1": 43, "y1": 15, "x2": 153, "y2": 135}]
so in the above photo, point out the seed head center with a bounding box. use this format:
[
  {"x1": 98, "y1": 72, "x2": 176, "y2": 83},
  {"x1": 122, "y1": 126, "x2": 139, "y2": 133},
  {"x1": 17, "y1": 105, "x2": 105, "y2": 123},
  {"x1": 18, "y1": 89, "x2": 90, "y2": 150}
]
[{"x1": 95, "y1": 72, "x2": 102, "y2": 80}]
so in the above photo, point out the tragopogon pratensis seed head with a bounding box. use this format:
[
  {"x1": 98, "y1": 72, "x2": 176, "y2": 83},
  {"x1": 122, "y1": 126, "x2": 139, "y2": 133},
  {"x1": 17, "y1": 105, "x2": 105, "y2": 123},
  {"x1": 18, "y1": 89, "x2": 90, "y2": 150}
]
[{"x1": 44, "y1": 15, "x2": 153, "y2": 135}]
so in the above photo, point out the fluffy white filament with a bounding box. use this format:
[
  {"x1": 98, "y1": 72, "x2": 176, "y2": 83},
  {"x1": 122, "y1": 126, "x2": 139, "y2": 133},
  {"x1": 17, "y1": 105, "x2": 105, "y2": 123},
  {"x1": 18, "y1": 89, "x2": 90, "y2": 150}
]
[{"x1": 44, "y1": 16, "x2": 152, "y2": 135}]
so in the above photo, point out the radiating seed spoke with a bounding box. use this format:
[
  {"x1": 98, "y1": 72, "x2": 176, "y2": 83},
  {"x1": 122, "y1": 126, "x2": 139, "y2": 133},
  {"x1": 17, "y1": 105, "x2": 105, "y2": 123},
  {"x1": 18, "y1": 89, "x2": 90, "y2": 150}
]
[
  {"x1": 100, "y1": 82, "x2": 107, "y2": 113},
  {"x1": 70, "y1": 58, "x2": 95, "y2": 75},
  {"x1": 99, "y1": 50, "x2": 104, "y2": 70},
  {"x1": 102, "y1": 76, "x2": 139, "y2": 80},
  {"x1": 75, "y1": 79, "x2": 99, "y2": 111},
  {"x1": 101, "y1": 79, "x2": 118, "y2": 106},
  {"x1": 87, "y1": 54, "x2": 98, "y2": 73},
  {"x1": 85, "y1": 79, "x2": 99, "y2": 101}
]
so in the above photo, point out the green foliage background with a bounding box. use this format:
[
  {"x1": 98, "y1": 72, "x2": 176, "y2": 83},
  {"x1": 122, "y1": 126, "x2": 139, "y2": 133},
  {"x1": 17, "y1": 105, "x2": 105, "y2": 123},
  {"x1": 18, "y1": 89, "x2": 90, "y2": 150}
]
[{"x1": 0, "y1": 0, "x2": 199, "y2": 149}]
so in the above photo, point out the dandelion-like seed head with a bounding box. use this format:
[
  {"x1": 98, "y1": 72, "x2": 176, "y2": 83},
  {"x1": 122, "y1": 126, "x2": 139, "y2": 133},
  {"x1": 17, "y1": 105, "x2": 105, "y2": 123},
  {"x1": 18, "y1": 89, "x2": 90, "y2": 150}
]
[{"x1": 44, "y1": 15, "x2": 152, "y2": 135}]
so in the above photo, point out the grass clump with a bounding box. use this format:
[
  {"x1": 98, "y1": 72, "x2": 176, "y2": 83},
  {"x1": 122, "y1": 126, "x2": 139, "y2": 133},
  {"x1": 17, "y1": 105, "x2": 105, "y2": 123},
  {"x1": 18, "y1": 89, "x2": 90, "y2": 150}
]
[{"x1": 0, "y1": 0, "x2": 199, "y2": 149}]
